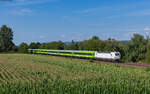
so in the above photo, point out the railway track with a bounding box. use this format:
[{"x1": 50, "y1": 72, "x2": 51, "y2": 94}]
[
  {"x1": 93, "y1": 59, "x2": 150, "y2": 68},
  {"x1": 64, "y1": 56, "x2": 150, "y2": 68},
  {"x1": 68, "y1": 56, "x2": 150, "y2": 68},
  {"x1": 115, "y1": 62, "x2": 150, "y2": 68}
]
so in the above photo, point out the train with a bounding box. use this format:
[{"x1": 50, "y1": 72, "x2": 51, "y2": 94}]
[{"x1": 28, "y1": 49, "x2": 121, "y2": 61}]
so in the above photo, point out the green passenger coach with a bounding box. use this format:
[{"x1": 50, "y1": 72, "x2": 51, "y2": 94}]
[{"x1": 28, "y1": 49, "x2": 95, "y2": 59}]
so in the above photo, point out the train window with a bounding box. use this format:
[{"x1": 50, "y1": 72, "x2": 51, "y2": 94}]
[
  {"x1": 49, "y1": 51, "x2": 58, "y2": 53},
  {"x1": 39, "y1": 51, "x2": 58, "y2": 53},
  {"x1": 74, "y1": 53, "x2": 93, "y2": 55},
  {"x1": 58, "y1": 52, "x2": 72, "y2": 54},
  {"x1": 115, "y1": 53, "x2": 120, "y2": 56},
  {"x1": 38, "y1": 51, "x2": 72, "y2": 54}
]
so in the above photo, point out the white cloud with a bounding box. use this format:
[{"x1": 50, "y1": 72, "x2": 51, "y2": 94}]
[
  {"x1": 107, "y1": 9, "x2": 150, "y2": 19},
  {"x1": 60, "y1": 34, "x2": 65, "y2": 38},
  {"x1": 124, "y1": 31, "x2": 139, "y2": 38},
  {"x1": 73, "y1": 7, "x2": 100, "y2": 14},
  {"x1": 7, "y1": 0, "x2": 58, "y2": 6},
  {"x1": 144, "y1": 27, "x2": 150, "y2": 31},
  {"x1": 11, "y1": 8, "x2": 33, "y2": 15},
  {"x1": 73, "y1": 6, "x2": 112, "y2": 15},
  {"x1": 62, "y1": 16, "x2": 70, "y2": 20},
  {"x1": 125, "y1": 9, "x2": 150, "y2": 17},
  {"x1": 39, "y1": 35, "x2": 47, "y2": 39}
]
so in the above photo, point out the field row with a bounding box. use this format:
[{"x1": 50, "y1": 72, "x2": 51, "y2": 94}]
[{"x1": 0, "y1": 54, "x2": 150, "y2": 94}]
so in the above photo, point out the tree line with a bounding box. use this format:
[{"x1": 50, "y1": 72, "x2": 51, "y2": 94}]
[{"x1": 1, "y1": 25, "x2": 150, "y2": 63}]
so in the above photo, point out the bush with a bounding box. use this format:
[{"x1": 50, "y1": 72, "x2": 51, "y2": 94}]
[{"x1": 18, "y1": 42, "x2": 28, "y2": 53}]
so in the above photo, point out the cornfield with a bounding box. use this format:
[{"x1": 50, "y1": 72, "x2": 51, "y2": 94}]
[{"x1": 0, "y1": 54, "x2": 150, "y2": 94}]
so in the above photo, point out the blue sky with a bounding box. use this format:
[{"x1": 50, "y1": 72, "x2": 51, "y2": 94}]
[{"x1": 0, "y1": 0, "x2": 150, "y2": 45}]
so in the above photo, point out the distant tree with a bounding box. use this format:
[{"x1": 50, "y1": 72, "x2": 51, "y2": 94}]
[
  {"x1": 123, "y1": 34, "x2": 147, "y2": 62},
  {"x1": 57, "y1": 41, "x2": 66, "y2": 50},
  {"x1": 29, "y1": 42, "x2": 37, "y2": 49},
  {"x1": 39, "y1": 43, "x2": 47, "y2": 49},
  {"x1": 103, "y1": 38, "x2": 119, "y2": 51},
  {"x1": 29, "y1": 42, "x2": 41, "y2": 49},
  {"x1": 91, "y1": 36, "x2": 99, "y2": 40},
  {"x1": 0, "y1": 25, "x2": 14, "y2": 52},
  {"x1": 18, "y1": 42, "x2": 28, "y2": 53},
  {"x1": 86, "y1": 39, "x2": 101, "y2": 51},
  {"x1": 78, "y1": 36, "x2": 104, "y2": 51},
  {"x1": 11, "y1": 45, "x2": 18, "y2": 52},
  {"x1": 40, "y1": 41, "x2": 66, "y2": 50},
  {"x1": 66, "y1": 40, "x2": 78, "y2": 50},
  {"x1": 36, "y1": 42, "x2": 41, "y2": 48}
]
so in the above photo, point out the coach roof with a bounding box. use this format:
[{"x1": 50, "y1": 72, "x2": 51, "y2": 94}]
[{"x1": 28, "y1": 49, "x2": 96, "y2": 53}]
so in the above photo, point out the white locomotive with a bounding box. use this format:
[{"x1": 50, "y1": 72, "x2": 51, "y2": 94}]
[{"x1": 95, "y1": 52, "x2": 121, "y2": 61}]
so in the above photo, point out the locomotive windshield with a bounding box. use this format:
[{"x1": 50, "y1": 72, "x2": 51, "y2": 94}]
[{"x1": 115, "y1": 53, "x2": 120, "y2": 56}]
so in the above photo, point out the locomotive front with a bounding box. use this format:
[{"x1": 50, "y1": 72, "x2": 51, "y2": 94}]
[{"x1": 95, "y1": 52, "x2": 121, "y2": 61}]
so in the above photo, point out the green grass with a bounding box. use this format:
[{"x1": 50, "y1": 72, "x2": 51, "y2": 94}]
[{"x1": 0, "y1": 54, "x2": 150, "y2": 94}]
